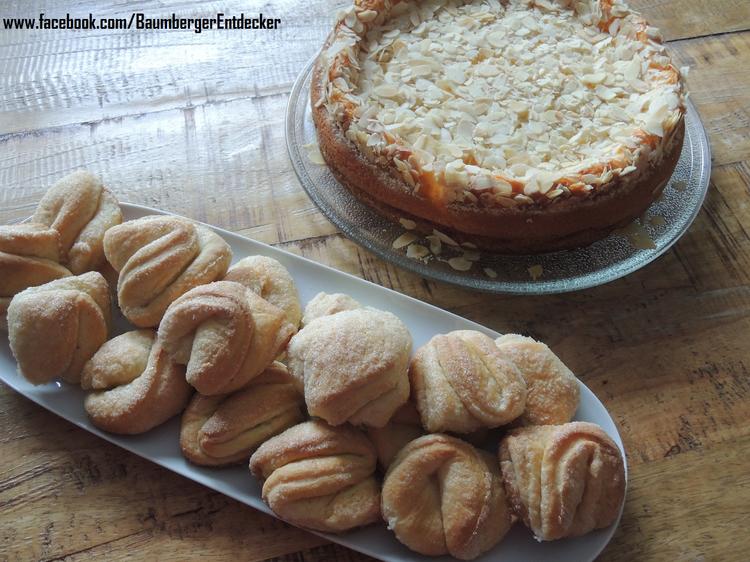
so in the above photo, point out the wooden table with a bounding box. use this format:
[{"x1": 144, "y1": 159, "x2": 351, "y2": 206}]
[{"x1": 1, "y1": 0, "x2": 748, "y2": 560}]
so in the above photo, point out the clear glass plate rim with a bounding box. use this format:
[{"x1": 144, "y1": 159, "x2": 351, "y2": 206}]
[{"x1": 285, "y1": 54, "x2": 711, "y2": 295}]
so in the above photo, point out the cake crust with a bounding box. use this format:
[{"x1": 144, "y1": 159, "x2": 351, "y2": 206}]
[{"x1": 311, "y1": 0, "x2": 686, "y2": 253}]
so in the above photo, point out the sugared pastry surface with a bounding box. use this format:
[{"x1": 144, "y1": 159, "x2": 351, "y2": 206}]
[
  {"x1": 82, "y1": 329, "x2": 192, "y2": 435},
  {"x1": 0, "y1": 223, "x2": 71, "y2": 330},
  {"x1": 33, "y1": 170, "x2": 122, "y2": 273},
  {"x1": 249, "y1": 420, "x2": 381, "y2": 533},
  {"x1": 7, "y1": 272, "x2": 111, "y2": 385},
  {"x1": 410, "y1": 330, "x2": 527, "y2": 433},
  {"x1": 499, "y1": 421, "x2": 626, "y2": 541},
  {"x1": 224, "y1": 256, "x2": 302, "y2": 328},
  {"x1": 180, "y1": 362, "x2": 304, "y2": 466},
  {"x1": 287, "y1": 307, "x2": 412, "y2": 427},
  {"x1": 495, "y1": 333, "x2": 580, "y2": 425},
  {"x1": 103, "y1": 215, "x2": 232, "y2": 327},
  {"x1": 382, "y1": 434, "x2": 512, "y2": 559},
  {"x1": 158, "y1": 280, "x2": 296, "y2": 395}
]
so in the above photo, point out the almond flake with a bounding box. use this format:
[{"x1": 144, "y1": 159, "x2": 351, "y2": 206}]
[
  {"x1": 432, "y1": 228, "x2": 459, "y2": 246},
  {"x1": 303, "y1": 143, "x2": 325, "y2": 165},
  {"x1": 483, "y1": 267, "x2": 498, "y2": 278},
  {"x1": 406, "y1": 244, "x2": 430, "y2": 259},
  {"x1": 448, "y1": 257, "x2": 472, "y2": 271},
  {"x1": 399, "y1": 217, "x2": 417, "y2": 230},
  {"x1": 392, "y1": 232, "x2": 417, "y2": 249}
]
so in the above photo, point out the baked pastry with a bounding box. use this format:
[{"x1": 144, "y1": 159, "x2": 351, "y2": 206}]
[
  {"x1": 495, "y1": 334, "x2": 580, "y2": 425},
  {"x1": 367, "y1": 401, "x2": 424, "y2": 469},
  {"x1": 410, "y1": 330, "x2": 526, "y2": 433},
  {"x1": 180, "y1": 362, "x2": 305, "y2": 466},
  {"x1": 224, "y1": 256, "x2": 302, "y2": 328},
  {"x1": 312, "y1": 0, "x2": 686, "y2": 252},
  {"x1": 32, "y1": 170, "x2": 122, "y2": 273},
  {"x1": 499, "y1": 421, "x2": 626, "y2": 541},
  {"x1": 0, "y1": 223, "x2": 71, "y2": 330},
  {"x1": 249, "y1": 420, "x2": 381, "y2": 533},
  {"x1": 82, "y1": 330, "x2": 192, "y2": 434},
  {"x1": 382, "y1": 434, "x2": 512, "y2": 559},
  {"x1": 103, "y1": 215, "x2": 232, "y2": 327},
  {"x1": 158, "y1": 281, "x2": 295, "y2": 395},
  {"x1": 7, "y1": 272, "x2": 110, "y2": 385},
  {"x1": 287, "y1": 307, "x2": 411, "y2": 427},
  {"x1": 300, "y1": 291, "x2": 361, "y2": 326}
]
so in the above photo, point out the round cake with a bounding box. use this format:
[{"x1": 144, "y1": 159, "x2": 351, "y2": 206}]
[{"x1": 311, "y1": 0, "x2": 686, "y2": 253}]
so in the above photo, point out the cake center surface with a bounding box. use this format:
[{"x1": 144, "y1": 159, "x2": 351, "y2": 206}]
[{"x1": 349, "y1": 0, "x2": 681, "y2": 193}]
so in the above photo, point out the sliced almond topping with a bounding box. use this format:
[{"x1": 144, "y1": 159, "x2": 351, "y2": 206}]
[
  {"x1": 399, "y1": 217, "x2": 417, "y2": 230},
  {"x1": 448, "y1": 257, "x2": 472, "y2": 271},
  {"x1": 392, "y1": 232, "x2": 417, "y2": 249}
]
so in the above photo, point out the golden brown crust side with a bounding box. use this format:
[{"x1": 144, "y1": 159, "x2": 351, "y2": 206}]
[
  {"x1": 249, "y1": 420, "x2": 381, "y2": 533},
  {"x1": 312, "y1": 54, "x2": 685, "y2": 253},
  {"x1": 382, "y1": 434, "x2": 512, "y2": 560},
  {"x1": 7, "y1": 272, "x2": 110, "y2": 385},
  {"x1": 82, "y1": 330, "x2": 193, "y2": 435},
  {"x1": 410, "y1": 330, "x2": 527, "y2": 433},
  {"x1": 498, "y1": 421, "x2": 626, "y2": 541},
  {"x1": 287, "y1": 307, "x2": 411, "y2": 428},
  {"x1": 158, "y1": 280, "x2": 296, "y2": 396},
  {"x1": 180, "y1": 362, "x2": 304, "y2": 466}
]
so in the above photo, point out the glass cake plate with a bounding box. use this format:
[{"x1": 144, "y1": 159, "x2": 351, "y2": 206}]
[{"x1": 285, "y1": 55, "x2": 711, "y2": 294}]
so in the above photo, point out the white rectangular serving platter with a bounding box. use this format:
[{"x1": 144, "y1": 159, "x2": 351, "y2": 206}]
[{"x1": 0, "y1": 203, "x2": 626, "y2": 562}]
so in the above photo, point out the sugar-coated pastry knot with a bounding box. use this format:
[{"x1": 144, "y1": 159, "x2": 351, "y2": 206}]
[
  {"x1": 382, "y1": 434, "x2": 512, "y2": 560},
  {"x1": 103, "y1": 215, "x2": 232, "y2": 327},
  {"x1": 82, "y1": 329, "x2": 192, "y2": 434},
  {"x1": 410, "y1": 330, "x2": 527, "y2": 433},
  {"x1": 499, "y1": 421, "x2": 626, "y2": 541},
  {"x1": 300, "y1": 291, "x2": 361, "y2": 327},
  {"x1": 0, "y1": 223, "x2": 71, "y2": 330},
  {"x1": 224, "y1": 256, "x2": 302, "y2": 328},
  {"x1": 180, "y1": 362, "x2": 305, "y2": 466},
  {"x1": 32, "y1": 170, "x2": 122, "y2": 274},
  {"x1": 158, "y1": 280, "x2": 296, "y2": 395},
  {"x1": 7, "y1": 272, "x2": 110, "y2": 385},
  {"x1": 249, "y1": 420, "x2": 381, "y2": 533},
  {"x1": 495, "y1": 334, "x2": 580, "y2": 425},
  {"x1": 287, "y1": 307, "x2": 411, "y2": 428}
]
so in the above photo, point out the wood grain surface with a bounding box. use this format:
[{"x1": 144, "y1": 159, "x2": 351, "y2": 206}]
[{"x1": 1, "y1": 0, "x2": 749, "y2": 560}]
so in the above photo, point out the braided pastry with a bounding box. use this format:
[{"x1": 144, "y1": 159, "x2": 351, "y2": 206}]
[
  {"x1": 103, "y1": 215, "x2": 232, "y2": 327},
  {"x1": 249, "y1": 420, "x2": 381, "y2": 533},
  {"x1": 0, "y1": 223, "x2": 71, "y2": 330},
  {"x1": 382, "y1": 434, "x2": 512, "y2": 559},
  {"x1": 287, "y1": 308, "x2": 411, "y2": 428},
  {"x1": 32, "y1": 170, "x2": 122, "y2": 274},
  {"x1": 495, "y1": 334, "x2": 580, "y2": 425},
  {"x1": 300, "y1": 291, "x2": 361, "y2": 327},
  {"x1": 7, "y1": 272, "x2": 110, "y2": 385},
  {"x1": 158, "y1": 281, "x2": 295, "y2": 395},
  {"x1": 180, "y1": 362, "x2": 304, "y2": 466},
  {"x1": 499, "y1": 422, "x2": 626, "y2": 541},
  {"x1": 82, "y1": 329, "x2": 192, "y2": 434},
  {"x1": 410, "y1": 330, "x2": 527, "y2": 433},
  {"x1": 224, "y1": 256, "x2": 301, "y2": 328}
]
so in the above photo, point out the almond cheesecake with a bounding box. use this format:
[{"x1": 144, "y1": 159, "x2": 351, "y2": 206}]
[{"x1": 311, "y1": 0, "x2": 686, "y2": 253}]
